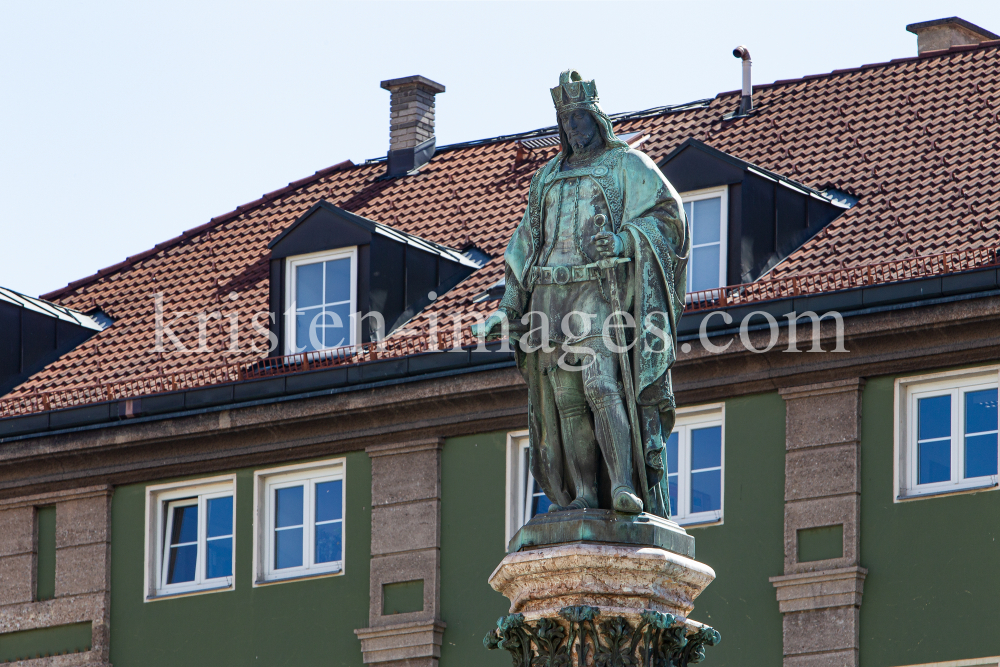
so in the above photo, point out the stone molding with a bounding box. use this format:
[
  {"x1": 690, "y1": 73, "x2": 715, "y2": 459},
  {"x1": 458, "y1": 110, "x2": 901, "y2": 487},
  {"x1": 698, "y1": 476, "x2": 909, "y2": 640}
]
[
  {"x1": 355, "y1": 620, "x2": 446, "y2": 666},
  {"x1": 769, "y1": 566, "x2": 867, "y2": 614},
  {"x1": 0, "y1": 486, "x2": 112, "y2": 667},
  {"x1": 777, "y1": 379, "x2": 865, "y2": 666},
  {"x1": 358, "y1": 439, "x2": 445, "y2": 664}
]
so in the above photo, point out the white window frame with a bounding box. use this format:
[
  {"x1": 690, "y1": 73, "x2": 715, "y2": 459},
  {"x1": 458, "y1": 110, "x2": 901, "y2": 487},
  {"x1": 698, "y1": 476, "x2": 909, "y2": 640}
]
[
  {"x1": 669, "y1": 403, "x2": 725, "y2": 527},
  {"x1": 505, "y1": 430, "x2": 531, "y2": 546},
  {"x1": 143, "y1": 475, "x2": 236, "y2": 601},
  {"x1": 284, "y1": 247, "x2": 358, "y2": 355},
  {"x1": 894, "y1": 366, "x2": 1000, "y2": 502},
  {"x1": 253, "y1": 458, "x2": 346, "y2": 586},
  {"x1": 679, "y1": 186, "x2": 728, "y2": 294}
]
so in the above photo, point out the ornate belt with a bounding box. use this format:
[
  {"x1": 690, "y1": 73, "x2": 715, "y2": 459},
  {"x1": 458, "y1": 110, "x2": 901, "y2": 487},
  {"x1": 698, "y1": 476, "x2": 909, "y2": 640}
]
[{"x1": 529, "y1": 263, "x2": 603, "y2": 286}]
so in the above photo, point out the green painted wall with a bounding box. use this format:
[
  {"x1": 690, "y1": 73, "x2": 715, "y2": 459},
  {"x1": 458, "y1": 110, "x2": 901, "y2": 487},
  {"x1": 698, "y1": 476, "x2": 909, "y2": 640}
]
[
  {"x1": 436, "y1": 395, "x2": 787, "y2": 667},
  {"x1": 860, "y1": 374, "x2": 1000, "y2": 666},
  {"x1": 109, "y1": 452, "x2": 371, "y2": 667},
  {"x1": 688, "y1": 393, "x2": 786, "y2": 666},
  {"x1": 439, "y1": 431, "x2": 513, "y2": 667}
]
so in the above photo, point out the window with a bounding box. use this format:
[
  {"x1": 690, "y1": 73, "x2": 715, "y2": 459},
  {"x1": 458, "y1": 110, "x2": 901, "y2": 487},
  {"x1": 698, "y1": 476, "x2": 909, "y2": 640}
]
[
  {"x1": 666, "y1": 405, "x2": 724, "y2": 525},
  {"x1": 285, "y1": 248, "x2": 357, "y2": 354},
  {"x1": 896, "y1": 369, "x2": 999, "y2": 500},
  {"x1": 680, "y1": 187, "x2": 728, "y2": 293},
  {"x1": 253, "y1": 459, "x2": 345, "y2": 584},
  {"x1": 144, "y1": 476, "x2": 236, "y2": 600},
  {"x1": 505, "y1": 431, "x2": 553, "y2": 544}
]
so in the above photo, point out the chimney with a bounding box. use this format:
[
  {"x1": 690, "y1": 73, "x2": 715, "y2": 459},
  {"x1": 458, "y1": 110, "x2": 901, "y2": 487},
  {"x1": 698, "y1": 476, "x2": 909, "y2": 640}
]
[
  {"x1": 380, "y1": 75, "x2": 446, "y2": 177},
  {"x1": 906, "y1": 17, "x2": 999, "y2": 55}
]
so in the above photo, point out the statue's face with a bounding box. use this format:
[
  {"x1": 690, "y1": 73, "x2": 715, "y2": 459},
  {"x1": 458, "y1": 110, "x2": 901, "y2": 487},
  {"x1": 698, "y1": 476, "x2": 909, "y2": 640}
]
[{"x1": 560, "y1": 109, "x2": 598, "y2": 152}]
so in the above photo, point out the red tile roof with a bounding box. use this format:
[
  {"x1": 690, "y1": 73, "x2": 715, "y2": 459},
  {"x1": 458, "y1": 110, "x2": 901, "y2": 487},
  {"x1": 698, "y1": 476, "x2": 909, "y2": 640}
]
[{"x1": 9, "y1": 41, "x2": 1000, "y2": 401}]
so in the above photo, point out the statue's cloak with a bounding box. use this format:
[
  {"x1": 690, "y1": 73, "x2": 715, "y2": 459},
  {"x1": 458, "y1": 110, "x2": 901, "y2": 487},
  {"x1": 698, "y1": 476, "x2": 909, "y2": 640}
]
[{"x1": 503, "y1": 144, "x2": 691, "y2": 518}]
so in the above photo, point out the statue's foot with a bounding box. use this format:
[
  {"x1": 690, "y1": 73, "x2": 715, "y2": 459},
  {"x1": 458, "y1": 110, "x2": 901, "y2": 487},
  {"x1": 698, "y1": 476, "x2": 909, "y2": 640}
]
[
  {"x1": 547, "y1": 503, "x2": 567, "y2": 513},
  {"x1": 613, "y1": 488, "x2": 643, "y2": 514},
  {"x1": 566, "y1": 498, "x2": 592, "y2": 511}
]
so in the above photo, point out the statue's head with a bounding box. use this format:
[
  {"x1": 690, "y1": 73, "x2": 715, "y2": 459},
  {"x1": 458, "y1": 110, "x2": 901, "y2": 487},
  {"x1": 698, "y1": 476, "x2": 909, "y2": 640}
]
[{"x1": 550, "y1": 70, "x2": 628, "y2": 157}]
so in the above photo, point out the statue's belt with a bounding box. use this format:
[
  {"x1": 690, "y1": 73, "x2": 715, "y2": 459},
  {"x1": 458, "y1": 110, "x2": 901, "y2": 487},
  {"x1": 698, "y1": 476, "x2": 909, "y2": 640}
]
[{"x1": 529, "y1": 263, "x2": 603, "y2": 286}]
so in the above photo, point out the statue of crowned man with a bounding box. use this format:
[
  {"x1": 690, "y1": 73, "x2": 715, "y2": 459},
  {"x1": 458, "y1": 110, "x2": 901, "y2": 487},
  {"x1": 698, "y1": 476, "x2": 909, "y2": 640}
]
[{"x1": 474, "y1": 70, "x2": 691, "y2": 517}]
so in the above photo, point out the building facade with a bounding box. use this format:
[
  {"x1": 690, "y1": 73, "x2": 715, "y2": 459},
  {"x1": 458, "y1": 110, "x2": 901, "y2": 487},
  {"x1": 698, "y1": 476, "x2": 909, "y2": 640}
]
[{"x1": 2, "y1": 18, "x2": 1000, "y2": 667}]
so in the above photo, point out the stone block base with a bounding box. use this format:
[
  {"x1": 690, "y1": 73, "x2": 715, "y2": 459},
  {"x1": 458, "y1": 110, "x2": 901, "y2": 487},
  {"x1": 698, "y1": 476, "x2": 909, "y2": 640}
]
[
  {"x1": 490, "y1": 542, "x2": 715, "y2": 620},
  {"x1": 355, "y1": 620, "x2": 446, "y2": 666}
]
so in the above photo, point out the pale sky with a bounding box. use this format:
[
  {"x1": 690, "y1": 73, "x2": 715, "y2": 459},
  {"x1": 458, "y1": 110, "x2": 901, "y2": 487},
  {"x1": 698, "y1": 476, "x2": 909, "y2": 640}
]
[{"x1": 2, "y1": 0, "x2": 998, "y2": 298}]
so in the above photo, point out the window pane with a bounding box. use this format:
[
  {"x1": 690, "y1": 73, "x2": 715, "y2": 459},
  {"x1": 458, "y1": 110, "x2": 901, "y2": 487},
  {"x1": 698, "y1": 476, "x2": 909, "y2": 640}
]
[
  {"x1": 690, "y1": 469, "x2": 721, "y2": 513},
  {"x1": 296, "y1": 311, "x2": 317, "y2": 352},
  {"x1": 206, "y1": 537, "x2": 233, "y2": 579},
  {"x1": 918, "y1": 395, "x2": 951, "y2": 441},
  {"x1": 275, "y1": 486, "x2": 304, "y2": 529},
  {"x1": 295, "y1": 263, "x2": 323, "y2": 308},
  {"x1": 170, "y1": 505, "x2": 198, "y2": 545},
  {"x1": 691, "y1": 426, "x2": 722, "y2": 470},
  {"x1": 322, "y1": 303, "x2": 352, "y2": 348},
  {"x1": 324, "y1": 258, "x2": 352, "y2": 304},
  {"x1": 683, "y1": 201, "x2": 693, "y2": 222},
  {"x1": 206, "y1": 497, "x2": 233, "y2": 539},
  {"x1": 965, "y1": 433, "x2": 998, "y2": 479},
  {"x1": 167, "y1": 544, "x2": 197, "y2": 584},
  {"x1": 965, "y1": 389, "x2": 998, "y2": 435},
  {"x1": 692, "y1": 197, "x2": 721, "y2": 245},
  {"x1": 316, "y1": 481, "x2": 343, "y2": 523},
  {"x1": 668, "y1": 473, "x2": 678, "y2": 518},
  {"x1": 531, "y1": 480, "x2": 552, "y2": 516},
  {"x1": 918, "y1": 440, "x2": 951, "y2": 484},
  {"x1": 315, "y1": 522, "x2": 342, "y2": 564},
  {"x1": 666, "y1": 432, "x2": 678, "y2": 475},
  {"x1": 691, "y1": 245, "x2": 721, "y2": 292},
  {"x1": 275, "y1": 527, "x2": 303, "y2": 570}
]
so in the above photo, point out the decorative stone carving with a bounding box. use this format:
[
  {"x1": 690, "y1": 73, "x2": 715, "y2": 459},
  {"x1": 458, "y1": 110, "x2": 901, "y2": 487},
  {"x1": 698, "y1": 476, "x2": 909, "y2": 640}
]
[{"x1": 484, "y1": 605, "x2": 720, "y2": 667}]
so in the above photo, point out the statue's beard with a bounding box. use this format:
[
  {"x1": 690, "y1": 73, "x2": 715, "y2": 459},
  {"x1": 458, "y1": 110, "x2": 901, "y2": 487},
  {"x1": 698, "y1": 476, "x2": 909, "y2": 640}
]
[{"x1": 569, "y1": 133, "x2": 595, "y2": 151}]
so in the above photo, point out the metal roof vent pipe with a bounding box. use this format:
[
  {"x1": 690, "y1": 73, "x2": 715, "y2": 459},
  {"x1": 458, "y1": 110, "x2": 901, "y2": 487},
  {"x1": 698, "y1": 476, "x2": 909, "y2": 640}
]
[
  {"x1": 733, "y1": 45, "x2": 753, "y2": 116},
  {"x1": 380, "y1": 75, "x2": 446, "y2": 177}
]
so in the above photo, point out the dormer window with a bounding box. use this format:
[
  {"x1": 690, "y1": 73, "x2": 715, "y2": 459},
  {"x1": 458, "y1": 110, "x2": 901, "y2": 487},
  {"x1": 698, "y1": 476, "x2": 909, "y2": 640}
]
[
  {"x1": 286, "y1": 248, "x2": 358, "y2": 354},
  {"x1": 660, "y1": 139, "x2": 851, "y2": 287},
  {"x1": 681, "y1": 186, "x2": 728, "y2": 293},
  {"x1": 267, "y1": 202, "x2": 482, "y2": 358}
]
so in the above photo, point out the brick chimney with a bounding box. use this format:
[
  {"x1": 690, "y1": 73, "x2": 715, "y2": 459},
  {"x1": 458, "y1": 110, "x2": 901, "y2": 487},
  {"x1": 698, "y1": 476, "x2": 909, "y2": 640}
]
[
  {"x1": 906, "y1": 17, "x2": 999, "y2": 55},
  {"x1": 380, "y1": 75, "x2": 446, "y2": 177}
]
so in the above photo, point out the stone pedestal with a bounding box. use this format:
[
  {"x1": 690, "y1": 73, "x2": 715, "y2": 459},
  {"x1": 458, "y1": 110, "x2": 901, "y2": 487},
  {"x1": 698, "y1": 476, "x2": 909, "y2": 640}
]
[{"x1": 485, "y1": 510, "x2": 721, "y2": 666}]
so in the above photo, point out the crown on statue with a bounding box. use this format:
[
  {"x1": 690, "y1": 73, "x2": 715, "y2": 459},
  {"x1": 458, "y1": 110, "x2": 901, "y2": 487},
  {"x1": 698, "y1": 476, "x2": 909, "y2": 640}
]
[{"x1": 550, "y1": 69, "x2": 599, "y2": 112}]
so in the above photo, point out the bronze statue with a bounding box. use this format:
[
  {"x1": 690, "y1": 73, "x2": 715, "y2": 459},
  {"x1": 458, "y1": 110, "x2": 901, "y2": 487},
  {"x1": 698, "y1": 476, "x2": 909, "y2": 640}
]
[{"x1": 474, "y1": 70, "x2": 689, "y2": 516}]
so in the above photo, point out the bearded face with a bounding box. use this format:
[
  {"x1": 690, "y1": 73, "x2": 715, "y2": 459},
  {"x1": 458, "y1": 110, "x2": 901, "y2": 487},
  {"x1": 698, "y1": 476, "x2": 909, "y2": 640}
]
[{"x1": 560, "y1": 109, "x2": 599, "y2": 152}]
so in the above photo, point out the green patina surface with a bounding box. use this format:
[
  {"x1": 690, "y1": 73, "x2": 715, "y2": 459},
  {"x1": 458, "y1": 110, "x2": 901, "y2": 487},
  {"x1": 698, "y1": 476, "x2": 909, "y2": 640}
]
[
  {"x1": 382, "y1": 579, "x2": 424, "y2": 615},
  {"x1": 439, "y1": 431, "x2": 513, "y2": 667},
  {"x1": 682, "y1": 393, "x2": 785, "y2": 666},
  {"x1": 859, "y1": 373, "x2": 1000, "y2": 666},
  {"x1": 109, "y1": 451, "x2": 371, "y2": 667},
  {"x1": 797, "y1": 524, "x2": 843, "y2": 562},
  {"x1": 35, "y1": 505, "x2": 56, "y2": 601},
  {"x1": 507, "y1": 508, "x2": 694, "y2": 556},
  {"x1": 0, "y1": 622, "x2": 91, "y2": 662}
]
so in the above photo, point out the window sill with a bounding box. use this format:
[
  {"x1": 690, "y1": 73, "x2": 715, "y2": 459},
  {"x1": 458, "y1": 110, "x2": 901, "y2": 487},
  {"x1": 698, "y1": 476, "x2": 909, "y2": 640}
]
[
  {"x1": 254, "y1": 566, "x2": 343, "y2": 587},
  {"x1": 676, "y1": 516, "x2": 723, "y2": 528},
  {"x1": 145, "y1": 583, "x2": 234, "y2": 602},
  {"x1": 897, "y1": 480, "x2": 998, "y2": 502}
]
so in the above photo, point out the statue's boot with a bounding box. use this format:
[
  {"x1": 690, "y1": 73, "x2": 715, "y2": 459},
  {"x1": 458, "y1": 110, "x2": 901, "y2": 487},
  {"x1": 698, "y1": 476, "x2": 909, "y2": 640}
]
[
  {"x1": 551, "y1": 370, "x2": 599, "y2": 510},
  {"x1": 591, "y1": 394, "x2": 643, "y2": 514}
]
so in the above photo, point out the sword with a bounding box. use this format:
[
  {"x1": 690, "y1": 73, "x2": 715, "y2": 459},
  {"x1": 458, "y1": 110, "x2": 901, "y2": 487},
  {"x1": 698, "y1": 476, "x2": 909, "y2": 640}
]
[{"x1": 594, "y1": 213, "x2": 651, "y2": 512}]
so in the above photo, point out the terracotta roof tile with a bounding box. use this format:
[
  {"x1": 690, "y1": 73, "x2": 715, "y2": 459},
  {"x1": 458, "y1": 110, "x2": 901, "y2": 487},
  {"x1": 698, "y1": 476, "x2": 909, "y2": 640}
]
[{"x1": 8, "y1": 42, "x2": 1000, "y2": 398}]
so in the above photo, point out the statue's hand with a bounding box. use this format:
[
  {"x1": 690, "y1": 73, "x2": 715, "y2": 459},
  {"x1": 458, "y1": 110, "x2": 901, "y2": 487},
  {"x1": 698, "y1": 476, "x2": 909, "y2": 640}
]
[
  {"x1": 593, "y1": 231, "x2": 624, "y2": 259},
  {"x1": 471, "y1": 311, "x2": 507, "y2": 341}
]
